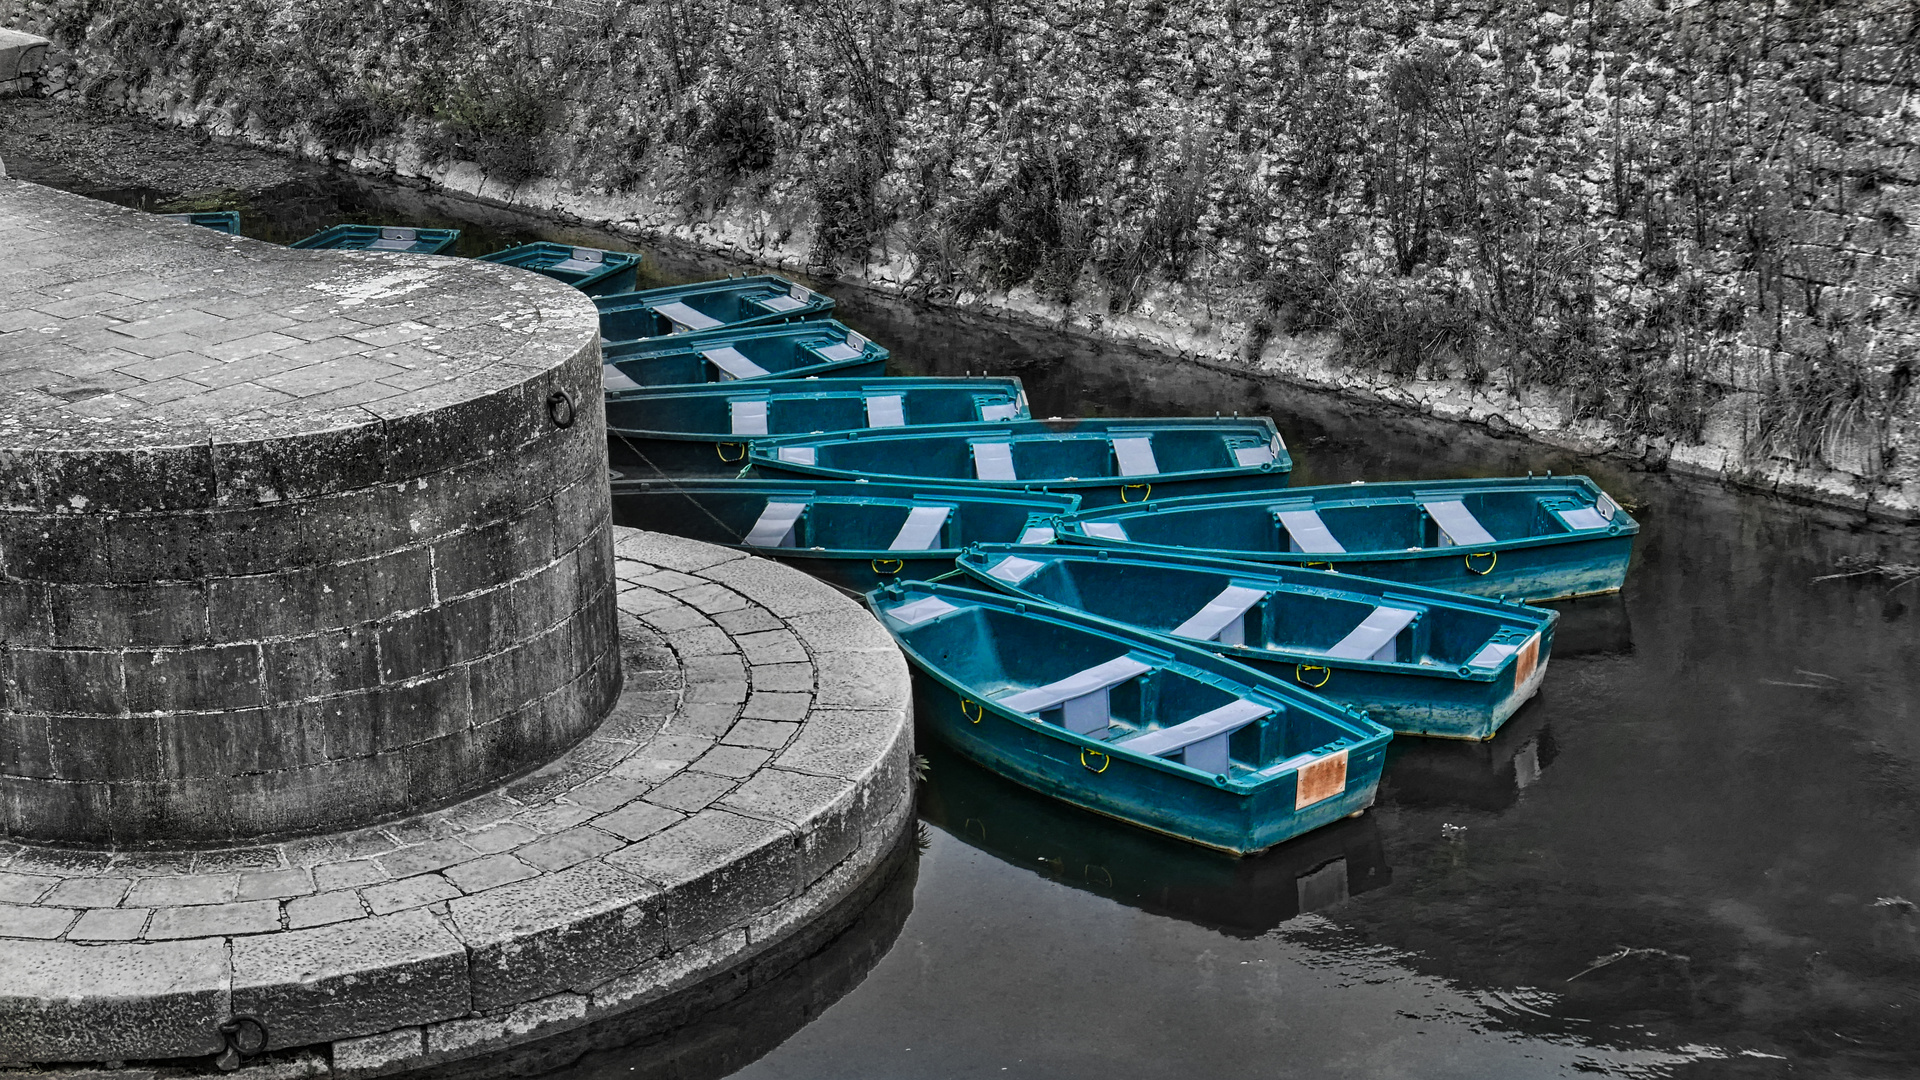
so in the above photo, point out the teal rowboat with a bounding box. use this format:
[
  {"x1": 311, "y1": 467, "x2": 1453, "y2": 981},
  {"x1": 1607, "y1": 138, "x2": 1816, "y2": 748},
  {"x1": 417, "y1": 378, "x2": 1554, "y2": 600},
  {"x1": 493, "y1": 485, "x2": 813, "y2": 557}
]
[
  {"x1": 918, "y1": 739, "x2": 1391, "y2": 937},
  {"x1": 750, "y1": 417, "x2": 1292, "y2": 509},
  {"x1": 597, "y1": 275, "x2": 834, "y2": 342},
  {"x1": 288, "y1": 224, "x2": 460, "y2": 254},
  {"x1": 609, "y1": 479, "x2": 1076, "y2": 592},
  {"x1": 158, "y1": 211, "x2": 241, "y2": 234},
  {"x1": 601, "y1": 321, "x2": 887, "y2": 392},
  {"x1": 479, "y1": 242, "x2": 640, "y2": 295},
  {"x1": 956, "y1": 545, "x2": 1557, "y2": 740},
  {"x1": 1058, "y1": 476, "x2": 1636, "y2": 602},
  {"x1": 869, "y1": 581, "x2": 1392, "y2": 855},
  {"x1": 606, "y1": 377, "x2": 1030, "y2": 476}
]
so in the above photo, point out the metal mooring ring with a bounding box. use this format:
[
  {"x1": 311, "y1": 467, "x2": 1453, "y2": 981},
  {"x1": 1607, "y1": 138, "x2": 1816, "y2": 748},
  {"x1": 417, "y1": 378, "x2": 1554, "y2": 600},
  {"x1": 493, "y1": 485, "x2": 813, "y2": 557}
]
[
  {"x1": 215, "y1": 1016, "x2": 269, "y2": 1071},
  {"x1": 547, "y1": 389, "x2": 576, "y2": 429}
]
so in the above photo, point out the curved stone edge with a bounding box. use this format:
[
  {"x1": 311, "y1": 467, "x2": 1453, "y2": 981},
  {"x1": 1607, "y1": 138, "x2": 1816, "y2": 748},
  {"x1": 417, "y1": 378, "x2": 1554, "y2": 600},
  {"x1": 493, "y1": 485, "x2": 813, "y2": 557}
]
[{"x1": 0, "y1": 529, "x2": 913, "y2": 1073}]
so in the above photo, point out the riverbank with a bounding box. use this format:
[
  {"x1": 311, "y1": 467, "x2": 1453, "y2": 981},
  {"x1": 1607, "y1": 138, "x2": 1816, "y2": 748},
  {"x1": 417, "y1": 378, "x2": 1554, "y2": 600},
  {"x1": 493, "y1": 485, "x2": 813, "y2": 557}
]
[{"x1": 3, "y1": 91, "x2": 1914, "y2": 521}]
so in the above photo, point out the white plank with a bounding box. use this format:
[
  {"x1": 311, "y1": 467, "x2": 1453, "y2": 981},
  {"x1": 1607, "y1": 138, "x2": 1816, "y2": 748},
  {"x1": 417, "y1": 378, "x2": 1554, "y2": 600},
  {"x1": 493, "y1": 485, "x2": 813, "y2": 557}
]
[
  {"x1": 776, "y1": 446, "x2": 817, "y2": 466},
  {"x1": 1123, "y1": 698, "x2": 1270, "y2": 759},
  {"x1": 657, "y1": 301, "x2": 724, "y2": 332},
  {"x1": 1557, "y1": 506, "x2": 1609, "y2": 530},
  {"x1": 887, "y1": 596, "x2": 958, "y2": 626},
  {"x1": 1324, "y1": 605, "x2": 1419, "y2": 661},
  {"x1": 888, "y1": 506, "x2": 951, "y2": 551},
  {"x1": 1081, "y1": 521, "x2": 1129, "y2": 541},
  {"x1": 1276, "y1": 508, "x2": 1345, "y2": 554},
  {"x1": 986, "y1": 555, "x2": 1045, "y2": 583},
  {"x1": 701, "y1": 346, "x2": 769, "y2": 380},
  {"x1": 973, "y1": 442, "x2": 1017, "y2": 481},
  {"x1": 866, "y1": 394, "x2": 906, "y2": 427},
  {"x1": 1423, "y1": 500, "x2": 1496, "y2": 546},
  {"x1": 1171, "y1": 585, "x2": 1265, "y2": 643},
  {"x1": 979, "y1": 401, "x2": 1021, "y2": 421},
  {"x1": 729, "y1": 399, "x2": 768, "y2": 436},
  {"x1": 1000, "y1": 656, "x2": 1151, "y2": 714},
  {"x1": 744, "y1": 500, "x2": 807, "y2": 547},
  {"x1": 602, "y1": 364, "x2": 641, "y2": 392},
  {"x1": 1112, "y1": 436, "x2": 1160, "y2": 477}
]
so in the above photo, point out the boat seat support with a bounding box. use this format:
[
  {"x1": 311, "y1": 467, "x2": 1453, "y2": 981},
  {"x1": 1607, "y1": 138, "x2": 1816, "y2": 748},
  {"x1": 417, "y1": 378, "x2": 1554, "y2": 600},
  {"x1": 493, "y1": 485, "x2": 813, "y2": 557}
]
[
  {"x1": 1275, "y1": 508, "x2": 1345, "y2": 554},
  {"x1": 1323, "y1": 605, "x2": 1420, "y2": 662},
  {"x1": 1422, "y1": 500, "x2": 1495, "y2": 546},
  {"x1": 744, "y1": 500, "x2": 807, "y2": 547}
]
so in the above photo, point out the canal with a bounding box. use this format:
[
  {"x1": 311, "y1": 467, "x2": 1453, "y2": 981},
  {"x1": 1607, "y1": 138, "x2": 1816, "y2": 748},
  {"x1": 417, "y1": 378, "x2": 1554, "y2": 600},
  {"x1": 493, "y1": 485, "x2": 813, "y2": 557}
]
[{"x1": 6, "y1": 108, "x2": 1918, "y2": 1079}]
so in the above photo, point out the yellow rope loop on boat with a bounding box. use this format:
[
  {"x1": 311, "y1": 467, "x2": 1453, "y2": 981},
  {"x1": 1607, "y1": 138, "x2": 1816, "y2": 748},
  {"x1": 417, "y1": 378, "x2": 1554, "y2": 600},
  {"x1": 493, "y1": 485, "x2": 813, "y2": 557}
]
[
  {"x1": 1465, "y1": 551, "x2": 1498, "y2": 575},
  {"x1": 1121, "y1": 483, "x2": 1151, "y2": 503},
  {"x1": 1296, "y1": 664, "x2": 1331, "y2": 689},
  {"x1": 716, "y1": 442, "x2": 748, "y2": 463},
  {"x1": 960, "y1": 699, "x2": 983, "y2": 724},
  {"x1": 1304, "y1": 560, "x2": 1334, "y2": 571},
  {"x1": 1080, "y1": 747, "x2": 1111, "y2": 774},
  {"x1": 871, "y1": 558, "x2": 904, "y2": 576}
]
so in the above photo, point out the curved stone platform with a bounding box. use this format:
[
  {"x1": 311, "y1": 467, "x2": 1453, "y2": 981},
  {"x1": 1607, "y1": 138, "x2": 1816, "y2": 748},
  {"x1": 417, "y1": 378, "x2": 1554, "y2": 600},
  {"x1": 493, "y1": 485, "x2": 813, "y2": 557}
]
[
  {"x1": 0, "y1": 529, "x2": 915, "y2": 1076},
  {"x1": 0, "y1": 179, "x2": 616, "y2": 846}
]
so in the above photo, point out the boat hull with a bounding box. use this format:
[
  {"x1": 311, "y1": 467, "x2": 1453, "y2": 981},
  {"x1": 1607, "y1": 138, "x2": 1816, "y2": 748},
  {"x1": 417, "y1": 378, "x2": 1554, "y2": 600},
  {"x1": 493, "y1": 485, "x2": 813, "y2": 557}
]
[{"x1": 909, "y1": 668, "x2": 1385, "y2": 856}]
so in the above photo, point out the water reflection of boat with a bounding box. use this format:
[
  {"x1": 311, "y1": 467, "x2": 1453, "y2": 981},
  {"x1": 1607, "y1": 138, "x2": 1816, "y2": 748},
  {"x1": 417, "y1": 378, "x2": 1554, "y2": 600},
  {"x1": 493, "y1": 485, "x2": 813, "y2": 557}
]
[
  {"x1": 1541, "y1": 592, "x2": 1634, "y2": 658},
  {"x1": 409, "y1": 829, "x2": 918, "y2": 1080},
  {"x1": 1378, "y1": 703, "x2": 1557, "y2": 812},
  {"x1": 919, "y1": 739, "x2": 1391, "y2": 938}
]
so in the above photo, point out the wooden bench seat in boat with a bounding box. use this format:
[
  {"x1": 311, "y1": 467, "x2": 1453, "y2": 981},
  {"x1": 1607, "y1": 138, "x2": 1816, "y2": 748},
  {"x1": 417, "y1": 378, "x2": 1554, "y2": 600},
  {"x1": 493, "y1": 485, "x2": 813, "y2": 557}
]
[
  {"x1": 985, "y1": 554, "x2": 1047, "y2": 584},
  {"x1": 776, "y1": 446, "x2": 817, "y2": 465},
  {"x1": 753, "y1": 283, "x2": 815, "y2": 313},
  {"x1": 973, "y1": 441, "x2": 1017, "y2": 481},
  {"x1": 1120, "y1": 698, "x2": 1272, "y2": 774},
  {"x1": 1112, "y1": 436, "x2": 1160, "y2": 477},
  {"x1": 730, "y1": 400, "x2": 769, "y2": 435},
  {"x1": 810, "y1": 331, "x2": 869, "y2": 362},
  {"x1": 1421, "y1": 499, "x2": 1495, "y2": 546},
  {"x1": 603, "y1": 365, "x2": 642, "y2": 391},
  {"x1": 888, "y1": 506, "x2": 951, "y2": 551},
  {"x1": 701, "y1": 346, "x2": 770, "y2": 380},
  {"x1": 745, "y1": 500, "x2": 808, "y2": 547},
  {"x1": 1081, "y1": 521, "x2": 1129, "y2": 541},
  {"x1": 866, "y1": 394, "x2": 906, "y2": 427},
  {"x1": 998, "y1": 656, "x2": 1153, "y2": 735},
  {"x1": 548, "y1": 248, "x2": 606, "y2": 273},
  {"x1": 1322, "y1": 605, "x2": 1420, "y2": 663},
  {"x1": 652, "y1": 301, "x2": 726, "y2": 333},
  {"x1": 1275, "y1": 507, "x2": 1344, "y2": 554},
  {"x1": 1170, "y1": 585, "x2": 1265, "y2": 647}
]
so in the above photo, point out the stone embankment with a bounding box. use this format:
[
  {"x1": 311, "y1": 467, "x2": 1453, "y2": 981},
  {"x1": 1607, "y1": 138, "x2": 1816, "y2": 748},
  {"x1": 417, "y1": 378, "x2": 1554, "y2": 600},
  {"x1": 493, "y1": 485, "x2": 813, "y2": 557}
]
[{"x1": 5, "y1": 0, "x2": 1915, "y2": 517}]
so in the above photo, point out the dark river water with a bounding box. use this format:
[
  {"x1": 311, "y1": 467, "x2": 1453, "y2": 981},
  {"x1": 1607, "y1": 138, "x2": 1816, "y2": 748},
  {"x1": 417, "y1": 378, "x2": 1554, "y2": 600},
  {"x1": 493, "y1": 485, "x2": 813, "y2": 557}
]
[{"x1": 14, "y1": 154, "x2": 1920, "y2": 1080}]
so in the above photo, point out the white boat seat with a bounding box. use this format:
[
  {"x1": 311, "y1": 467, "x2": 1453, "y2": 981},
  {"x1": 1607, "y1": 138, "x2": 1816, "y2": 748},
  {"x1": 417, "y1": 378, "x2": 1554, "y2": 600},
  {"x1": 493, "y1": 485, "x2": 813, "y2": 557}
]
[
  {"x1": 979, "y1": 401, "x2": 1021, "y2": 421},
  {"x1": 866, "y1": 394, "x2": 906, "y2": 427},
  {"x1": 549, "y1": 248, "x2": 605, "y2": 273},
  {"x1": 368, "y1": 227, "x2": 418, "y2": 251},
  {"x1": 999, "y1": 656, "x2": 1151, "y2": 734},
  {"x1": 1122, "y1": 698, "x2": 1271, "y2": 775},
  {"x1": 655, "y1": 301, "x2": 724, "y2": 332},
  {"x1": 1276, "y1": 508, "x2": 1344, "y2": 554},
  {"x1": 1324, "y1": 605, "x2": 1420, "y2": 662},
  {"x1": 1233, "y1": 444, "x2": 1275, "y2": 467},
  {"x1": 602, "y1": 364, "x2": 641, "y2": 392},
  {"x1": 888, "y1": 506, "x2": 951, "y2": 551},
  {"x1": 1468, "y1": 633, "x2": 1538, "y2": 669},
  {"x1": 1171, "y1": 585, "x2": 1264, "y2": 647},
  {"x1": 1017, "y1": 525, "x2": 1056, "y2": 544},
  {"x1": 1422, "y1": 500, "x2": 1495, "y2": 546},
  {"x1": 1081, "y1": 521, "x2": 1128, "y2": 542},
  {"x1": 775, "y1": 446, "x2": 817, "y2": 466},
  {"x1": 973, "y1": 442, "x2": 1017, "y2": 481},
  {"x1": 1112, "y1": 437, "x2": 1160, "y2": 477},
  {"x1": 700, "y1": 346, "x2": 768, "y2": 380},
  {"x1": 744, "y1": 500, "x2": 807, "y2": 547},
  {"x1": 813, "y1": 331, "x2": 866, "y2": 362},
  {"x1": 755, "y1": 283, "x2": 813, "y2": 313},
  {"x1": 986, "y1": 554, "x2": 1046, "y2": 584},
  {"x1": 1556, "y1": 505, "x2": 1610, "y2": 530},
  {"x1": 886, "y1": 596, "x2": 958, "y2": 626},
  {"x1": 729, "y1": 400, "x2": 768, "y2": 436}
]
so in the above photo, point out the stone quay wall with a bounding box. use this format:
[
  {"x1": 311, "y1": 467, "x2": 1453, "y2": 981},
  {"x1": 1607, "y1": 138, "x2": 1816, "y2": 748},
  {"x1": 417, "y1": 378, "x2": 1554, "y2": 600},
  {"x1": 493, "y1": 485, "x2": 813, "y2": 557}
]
[
  {"x1": 0, "y1": 181, "x2": 620, "y2": 847},
  {"x1": 5, "y1": 0, "x2": 1917, "y2": 515}
]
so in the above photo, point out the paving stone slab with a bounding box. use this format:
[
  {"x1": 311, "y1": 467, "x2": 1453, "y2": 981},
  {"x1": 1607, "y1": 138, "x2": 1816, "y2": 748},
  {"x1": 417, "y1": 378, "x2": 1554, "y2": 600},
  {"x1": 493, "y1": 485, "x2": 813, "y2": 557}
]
[{"x1": 0, "y1": 530, "x2": 911, "y2": 1073}]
